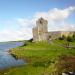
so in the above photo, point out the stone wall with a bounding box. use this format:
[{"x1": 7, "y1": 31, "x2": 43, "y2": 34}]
[
  {"x1": 48, "y1": 31, "x2": 61, "y2": 40},
  {"x1": 32, "y1": 27, "x2": 38, "y2": 41}
]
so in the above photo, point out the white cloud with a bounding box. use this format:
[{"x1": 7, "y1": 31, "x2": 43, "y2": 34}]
[
  {"x1": 16, "y1": 18, "x2": 32, "y2": 27},
  {"x1": 0, "y1": 6, "x2": 75, "y2": 42},
  {"x1": 34, "y1": 6, "x2": 75, "y2": 31},
  {"x1": 34, "y1": 6, "x2": 75, "y2": 21},
  {"x1": 0, "y1": 28, "x2": 32, "y2": 42}
]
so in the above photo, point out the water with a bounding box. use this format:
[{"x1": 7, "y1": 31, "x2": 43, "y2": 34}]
[{"x1": 0, "y1": 42, "x2": 25, "y2": 69}]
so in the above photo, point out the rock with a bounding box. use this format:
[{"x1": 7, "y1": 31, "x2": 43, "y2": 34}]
[{"x1": 62, "y1": 73, "x2": 69, "y2": 75}]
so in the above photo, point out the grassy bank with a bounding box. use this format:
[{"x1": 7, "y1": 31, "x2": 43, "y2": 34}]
[{"x1": 1, "y1": 40, "x2": 75, "y2": 75}]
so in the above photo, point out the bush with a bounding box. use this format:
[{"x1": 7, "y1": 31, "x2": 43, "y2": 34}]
[
  {"x1": 72, "y1": 33, "x2": 75, "y2": 41},
  {"x1": 56, "y1": 56, "x2": 75, "y2": 74},
  {"x1": 28, "y1": 38, "x2": 33, "y2": 42},
  {"x1": 66, "y1": 36, "x2": 73, "y2": 42},
  {"x1": 59, "y1": 35, "x2": 66, "y2": 40},
  {"x1": 58, "y1": 37, "x2": 64, "y2": 40}
]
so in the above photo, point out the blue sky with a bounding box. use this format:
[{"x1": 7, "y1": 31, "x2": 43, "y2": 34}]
[
  {"x1": 0, "y1": 0, "x2": 75, "y2": 42},
  {"x1": 0, "y1": 0, "x2": 75, "y2": 19}
]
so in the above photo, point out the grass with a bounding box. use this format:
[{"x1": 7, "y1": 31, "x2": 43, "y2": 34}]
[
  {"x1": 3, "y1": 65, "x2": 45, "y2": 75},
  {"x1": 1, "y1": 40, "x2": 75, "y2": 75}
]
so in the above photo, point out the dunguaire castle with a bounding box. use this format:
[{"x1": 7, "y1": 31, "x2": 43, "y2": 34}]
[{"x1": 32, "y1": 17, "x2": 75, "y2": 41}]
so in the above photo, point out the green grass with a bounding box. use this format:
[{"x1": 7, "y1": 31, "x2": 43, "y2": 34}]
[
  {"x1": 2, "y1": 65, "x2": 45, "y2": 75},
  {"x1": 1, "y1": 40, "x2": 75, "y2": 75},
  {"x1": 10, "y1": 41, "x2": 75, "y2": 59}
]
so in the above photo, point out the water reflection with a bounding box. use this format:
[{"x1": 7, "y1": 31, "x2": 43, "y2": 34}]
[{"x1": 0, "y1": 42, "x2": 25, "y2": 69}]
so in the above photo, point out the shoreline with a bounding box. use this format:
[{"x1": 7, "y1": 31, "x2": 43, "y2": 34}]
[
  {"x1": 3, "y1": 40, "x2": 75, "y2": 75},
  {"x1": 0, "y1": 41, "x2": 25, "y2": 72}
]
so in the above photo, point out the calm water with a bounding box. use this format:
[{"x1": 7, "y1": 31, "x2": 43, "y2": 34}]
[{"x1": 0, "y1": 42, "x2": 25, "y2": 69}]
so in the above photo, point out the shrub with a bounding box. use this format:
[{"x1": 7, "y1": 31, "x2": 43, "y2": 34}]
[
  {"x1": 56, "y1": 56, "x2": 75, "y2": 74},
  {"x1": 59, "y1": 35, "x2": 66, "y2": 40},
  {"x1": 28, "y1": 38, "x2": 33, "y2": 42},
  {"x1": 72, "y1": 33, "x2": 75, "y2": 41},
  {"x1": 58, "y1": 37, "x2": 64, "y2": 40},
  {"x1": 66, "y1": 36, "x2": 73, "y2": 42}
]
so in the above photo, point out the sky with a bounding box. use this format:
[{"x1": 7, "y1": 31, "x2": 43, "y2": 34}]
[{"x1": 0, "y1": 0, "x2": 75, "y2": 42}]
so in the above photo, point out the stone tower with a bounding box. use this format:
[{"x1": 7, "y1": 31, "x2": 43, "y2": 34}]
[{"x1": 33, "y1": 17, "x2": 48, "y2": 41}]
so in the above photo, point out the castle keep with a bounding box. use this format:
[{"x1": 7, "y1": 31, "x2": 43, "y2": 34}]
[
  {"x1": 33, "y1": 18, "x2": 48, "y2": 41},
  {"x1": 32, "y1": 18, "x2": 75, "y2": 41}
]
